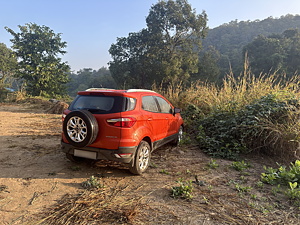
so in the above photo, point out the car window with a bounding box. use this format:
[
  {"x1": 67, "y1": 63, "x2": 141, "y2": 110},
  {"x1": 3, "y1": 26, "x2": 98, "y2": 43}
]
[
  {"x1": 142, "y1": 96, "x2": 159, "y2": 112},
  {"x1": 124, "y1": 97, "x2": 136, "y2": 111},
  {"x1": 70, "y1": 95, "x2": 124, "y2": 113},
  {"x1": 155, "y1": 96, "x2": 172, "y2": 113}
]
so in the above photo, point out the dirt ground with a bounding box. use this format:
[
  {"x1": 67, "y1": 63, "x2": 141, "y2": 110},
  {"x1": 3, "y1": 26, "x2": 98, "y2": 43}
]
[{"x1": 0, "y1": 102, "x2": 300, "y2": 225}]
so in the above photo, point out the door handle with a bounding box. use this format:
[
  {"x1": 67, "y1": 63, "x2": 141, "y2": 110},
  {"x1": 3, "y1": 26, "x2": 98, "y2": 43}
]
[{"x1": 148, "y1": 118, "x2": 153, "y2": 121}]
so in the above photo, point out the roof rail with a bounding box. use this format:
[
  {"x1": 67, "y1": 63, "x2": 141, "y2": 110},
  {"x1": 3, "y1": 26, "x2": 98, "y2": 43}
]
[
  {"x1": 85, "y1": 88, "x2": 115, "y2": 91},
  {"x1": 126, "y1": 89, "x2": 157, "y2": 93}
]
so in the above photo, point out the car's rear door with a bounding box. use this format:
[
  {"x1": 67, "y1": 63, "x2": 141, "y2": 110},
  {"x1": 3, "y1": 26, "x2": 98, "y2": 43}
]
[
  {"x1": 68, "y1": 93, "x2": 123, "y2": 149},
  {"x1": 141, "y1": 95, "x2": 169, "y2": 142}
]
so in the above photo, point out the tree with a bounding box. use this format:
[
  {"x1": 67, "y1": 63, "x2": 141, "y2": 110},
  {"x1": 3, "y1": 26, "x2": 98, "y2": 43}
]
[
  {"x1": 109, "y1": 29, "x2": 156, "y2": 88},
  {"x1": 202, "y1": 14, "x2": 300, "y2": 77},
  {"x1": 195, "y1": 46, "x2": 220, "y2": 83},
  {"x1": 67, "y1": 67, "x2": 117, "y2": 97},
  {"x1": 5, "y1": 23, "x2": 70, "y2": 97},
  {"x1": 284, "y1": 29, "x2": 300, "y2": 75},
  {"x1": 243, "y1": 29, "x2": 300, "y2": 78},
  {"x1": 146, "y1": 0, "x2": 207, "y2": 85},
  {"x1": 0, "y1": 43, "x2": 17, "y2": 88},
  {"x1": 109, "y1": 0, "x2": 208, "y2": 89},
  {"x1": 243, "y1": 35, "x2": 285, "y2": 75}
]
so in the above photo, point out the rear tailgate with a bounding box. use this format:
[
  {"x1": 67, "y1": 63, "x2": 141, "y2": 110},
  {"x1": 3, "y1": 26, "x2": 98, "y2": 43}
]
[
  {"x1": 89, "y1": 112, "x2": 121, "y2": 149},
  {"x1": 64, "y1": 92, "x2": 126, "y2": 150}
]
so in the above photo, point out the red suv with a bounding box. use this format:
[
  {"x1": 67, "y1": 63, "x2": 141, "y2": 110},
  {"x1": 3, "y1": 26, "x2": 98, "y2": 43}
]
[{"x1": 61, "y1": 89, "x2": 183, "y2": 174}]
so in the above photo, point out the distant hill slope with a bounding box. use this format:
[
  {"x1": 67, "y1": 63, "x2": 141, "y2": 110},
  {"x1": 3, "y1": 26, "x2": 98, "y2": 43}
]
[{"x1": 202, "y1": 14, "x2": 300, "y2": 74}]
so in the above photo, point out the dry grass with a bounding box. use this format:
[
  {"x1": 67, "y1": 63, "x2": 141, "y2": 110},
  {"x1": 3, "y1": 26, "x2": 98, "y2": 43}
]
[
  {"x1": 25, "y1": 146, "x2": 300, "y2": 225},
  {"x1": 155, "y1": 66, "x2": 300, "y2": 114},
  {"x1": 251, "y1": 113, "x2": 300, "y2": 161},
  {"x1": 31, "y1": 189, "x2": 139, "y2": 225}
]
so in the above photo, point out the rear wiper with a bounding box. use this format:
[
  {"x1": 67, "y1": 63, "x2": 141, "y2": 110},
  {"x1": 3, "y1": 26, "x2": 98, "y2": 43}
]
[{"x1": 85, "y1": 108, "x2": 107, "y2": 113}]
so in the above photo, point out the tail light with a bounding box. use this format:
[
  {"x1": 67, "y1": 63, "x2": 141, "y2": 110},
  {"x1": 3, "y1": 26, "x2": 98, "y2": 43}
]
[{"x1": 107, "y1": 117, "x2": 136, "y2": 128}]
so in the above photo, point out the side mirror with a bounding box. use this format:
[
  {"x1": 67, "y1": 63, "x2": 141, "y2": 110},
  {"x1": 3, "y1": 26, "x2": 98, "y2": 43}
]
[{"x1": 173, "y1": 107, "x2": 181, "y2": 115}]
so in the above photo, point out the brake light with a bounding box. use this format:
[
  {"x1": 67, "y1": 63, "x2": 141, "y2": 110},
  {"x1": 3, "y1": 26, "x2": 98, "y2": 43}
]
[{"x1": 107, "y1": 117, "x2": 136, "y2": 128}]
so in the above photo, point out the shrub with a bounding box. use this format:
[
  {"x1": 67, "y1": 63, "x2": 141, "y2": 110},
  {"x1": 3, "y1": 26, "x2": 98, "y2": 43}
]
[
  {"x1": 171, "y1": 179, "x2": 193, "y2": 200},
  {"x1": 231, "y1": 160, "x2": 251, "y2": 171},
  {"x1": 196, "y1": 92, "x2": 300, "y2": 159},
  {"x1": 81, "y1": 176, "x2": 104, "y2": 189},
  {"x1": 196, "y1": 109, "x2": 247, "y2": 159},
  {"x1": 156, "y1": 68, "x2": 300, "y2": 160},
  {"x1": 261, "y1": 160, "x2": 300, "y2": 206},
  {"x1": 261, "y1": 160, "x2": 300, "y2": 186}
]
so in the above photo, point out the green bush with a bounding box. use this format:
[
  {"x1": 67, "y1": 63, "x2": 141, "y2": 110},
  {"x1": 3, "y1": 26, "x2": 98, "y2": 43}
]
[
  {"x1": 231, "y1": 160, "x2": 251, "y2": 171},
  {"x1": 196, "y1": 110, "x2": 246, "y2": 159},
  {"x1": 190, "y1": 92, "x2": 300, "y2": 159},
  {"x1": 261, "y1": 160, "x2": 300, "y2": 186},
  {"x1": 159, "y1": 72, "x2": 300, "y2": 160},
  {"x1": 261, "y1": 160, "x2": 300, "y2": 206},
  {"x1": 171, "y1": 179, "x2": 193, "y2": 200},
  {"x1": 81, "y1": 176, "x2": 104, "y2": 189}
]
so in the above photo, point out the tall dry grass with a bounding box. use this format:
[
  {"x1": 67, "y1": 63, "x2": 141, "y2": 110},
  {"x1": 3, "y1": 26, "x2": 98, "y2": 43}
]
[{"x1": 155, "y1": 66, "x2": 300, "y2": 114}]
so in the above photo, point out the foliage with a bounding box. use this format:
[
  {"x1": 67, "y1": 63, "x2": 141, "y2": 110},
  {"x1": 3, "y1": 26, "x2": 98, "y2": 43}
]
[
  {"x1": 67, "y1": 67, "x2": 117, "y2": 97},
  {"x1": 194, "y1": 46, "x2": 221, "y2": 83},
  {"x1": 207, "y1": 159, "x2": 219, "y2": 169},
  {"x1": 160, "y1": 169, "x2": 170, "y2": 175},
  {"x1": 81, "y1": 176, "x2": 104, "y2": 189},
  {"x1": 261, "y1": 160, "x2": 300, "y2": 186},
  {"x1": 196, "y1": 110, "x2": 246, "y2": 159},
  {"x1": 261, "y1": 160, "x2": 300, "y2": 205},
  {"x1": 231, "y1": 161, "x2": 251, "y2": 171},
  {"x1": 171, "y1": 178, "x2": 193, "y2": 200},
  {"x1": 109, "y1": 0, "x2": 208, "y2": 89},
  {"x1": 286, "y1": 182, "x2": 300, "y2": 206},
  {"x1": 0, "y1": 43, "x2": 18, "y2": 101},
  {"x1": 109, "y1": 29, "x2": 157, "y2": 89},
  {"x1": 0, "y1": 43, "x2": 17, "y2": 88},
  {"x1": 108, "y1": 11, "x2": 300, "y2": 95},
  {"x1": 159, "y1": 68, "x2": 300, "y2": 160},
  {"x1": 234, "y1": 183, "x2": 252, "y2": 193},
  {"x1": 5, "y1": 23, "x2": 70, "y2": 98},
  {"x1": 196, "y1": 92, "x2": 299, "y2": 159},
  {"x1": 202, "y1": 14, "x2": 300, "y2": 78},
  {"x1": 244, "y1": 29, "x2": 300, "y2": 77}
]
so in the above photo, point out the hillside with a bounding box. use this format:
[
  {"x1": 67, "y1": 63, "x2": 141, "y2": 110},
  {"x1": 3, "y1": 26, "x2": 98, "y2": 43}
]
[{"x1": 202, "y1": 14, "x2": 300, "y2": 75}]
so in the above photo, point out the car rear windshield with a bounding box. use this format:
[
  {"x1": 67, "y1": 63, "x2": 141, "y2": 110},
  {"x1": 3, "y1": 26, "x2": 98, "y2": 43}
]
[{"x1": 69, "y1": 95, "x2": 136, "y2": 114}]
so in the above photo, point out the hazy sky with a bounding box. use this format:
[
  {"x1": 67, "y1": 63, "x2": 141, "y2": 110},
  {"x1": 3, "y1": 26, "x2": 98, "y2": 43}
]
[{"x1": 1, "y1": 0, "x2": 300, "y2": 72}]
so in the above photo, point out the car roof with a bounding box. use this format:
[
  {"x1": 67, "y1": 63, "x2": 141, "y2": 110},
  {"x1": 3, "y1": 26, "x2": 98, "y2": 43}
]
[
  {"x1": 84, "y1": 88, "x2": 156, "y2": 93},
  {"x1": 78, "y1": 88, "x2": 159, "y2": 97}
]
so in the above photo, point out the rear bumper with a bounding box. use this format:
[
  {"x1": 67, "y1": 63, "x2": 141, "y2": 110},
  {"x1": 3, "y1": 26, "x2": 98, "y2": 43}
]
[{"x1": 61, "y1": 141, "x2": 137, "y2": 164}]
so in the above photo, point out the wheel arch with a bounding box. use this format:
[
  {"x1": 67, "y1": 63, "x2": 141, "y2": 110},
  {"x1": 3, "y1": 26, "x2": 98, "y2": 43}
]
[{"x1": 142, "y1": 136, "x2": 152, "y2": 150}]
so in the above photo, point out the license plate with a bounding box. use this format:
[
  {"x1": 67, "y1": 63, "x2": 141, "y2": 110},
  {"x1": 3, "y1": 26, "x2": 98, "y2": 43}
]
[{"x1": 74, "y1": 150, "x2": 97, "y2": 159}]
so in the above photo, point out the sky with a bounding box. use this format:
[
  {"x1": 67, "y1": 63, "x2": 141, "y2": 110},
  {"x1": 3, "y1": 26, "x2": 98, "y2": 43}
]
[{"x1": 1, "y1": 0, "x2": 300, "y2": 72}]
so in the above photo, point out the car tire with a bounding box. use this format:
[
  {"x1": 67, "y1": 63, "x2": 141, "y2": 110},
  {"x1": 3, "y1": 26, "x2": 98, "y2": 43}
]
[
  {"x1": 129, "y1": 140, "x2": 151, "y2": 175},
  {"x1": 172, "y1": 125, "x2": 183, "y2": 146},
  {"x1": 63, "y1": 110, "x2": 98, "y2": 148}
]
